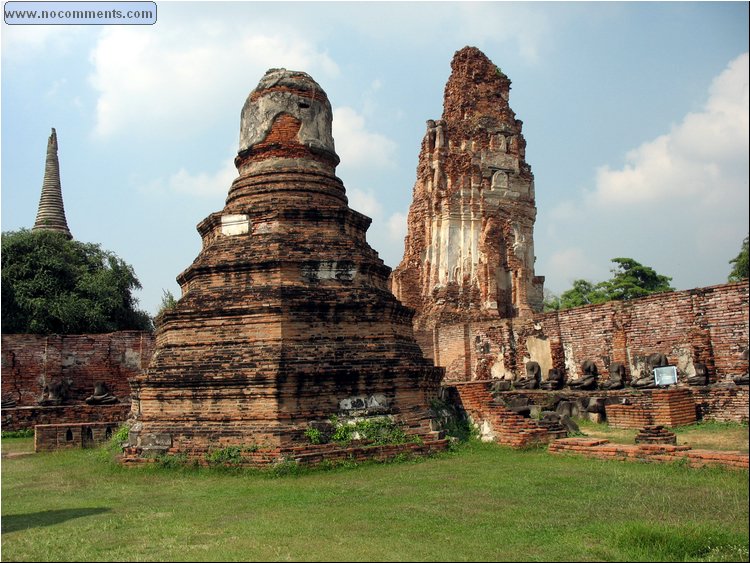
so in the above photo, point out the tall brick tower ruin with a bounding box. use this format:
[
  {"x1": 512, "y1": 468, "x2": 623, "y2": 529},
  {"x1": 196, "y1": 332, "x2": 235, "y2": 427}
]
[
  {"x1": 32, "y1": 128, "x2": 72, "y2": 239},
  {"x1": 124, "y1": 69, "x2": 445, "y2": 464},
  {"x1": 392, "y1": 47, "x2": 545, "y2": 382}
]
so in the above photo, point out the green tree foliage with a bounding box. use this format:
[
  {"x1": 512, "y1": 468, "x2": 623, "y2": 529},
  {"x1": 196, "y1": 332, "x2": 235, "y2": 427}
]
[
  {"x1": 598, "y1": 257, "x2": 674, "y2": 301},
  {"x1": 728, "y1": 235, "x2": 749, "y2": 282},
  {"x1": 556, "y1": 258, "x2": 674, "y2": 310},
  {"x1": 559, "y1": 279, "x2": 609, "y2": 309},
  {"x1": 542, "y1": 288, "x2": 561, "y2": 312},
  {"x1": 1, "y1": 229, "x2": 152, "y2": 334}
]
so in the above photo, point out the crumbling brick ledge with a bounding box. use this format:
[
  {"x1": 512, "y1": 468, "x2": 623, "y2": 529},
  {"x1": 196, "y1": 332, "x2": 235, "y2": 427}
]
[
  {"x1": 549, "y1": 437, "x2": 748, "y2": 470},
  {"x1": 121, "y1": 439, "x2": 450, "y2": 468}
]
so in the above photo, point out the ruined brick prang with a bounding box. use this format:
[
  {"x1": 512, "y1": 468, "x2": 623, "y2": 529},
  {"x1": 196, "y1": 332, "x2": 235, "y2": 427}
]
[
  {"x1": 392, "y1": 47, "x2": 544, "y2": 330},
  {"x1": 124, "y1": 69, "x2": 445, "y2": 464}
]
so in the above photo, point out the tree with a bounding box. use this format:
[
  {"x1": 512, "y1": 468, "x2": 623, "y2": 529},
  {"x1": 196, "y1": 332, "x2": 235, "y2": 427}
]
[
  {"x1": 542, "y1": 288, "x2": 561, "y2": 312},
  {"x1": 728, "y1": 235, "x2": 749, "y2": 282},
  {"x1": 554, "y1": 258, "x2": 674, "y2": 310},
  {"x1": 1, "y1": 229, "x2": 152, "y2": 334},
  {"x1": 597, "y1": 257, "x2": 674, "y2": 301},
  {"x1": 559, "y1": 279, "x2": 609, "y2": 309}
]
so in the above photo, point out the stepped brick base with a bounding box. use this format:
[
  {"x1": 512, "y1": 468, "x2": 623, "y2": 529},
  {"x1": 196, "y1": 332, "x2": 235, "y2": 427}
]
[
  {"x1": 449, "y1": 381, "x2": 565, "y2": 447},
  {"x1": 635, "y1": 425, "x2": 677, "y2": 445},
  {"x1": 549, "y1": 438, "x2": 748, "y2": 470},
  {"x1": 122, "y1": 438, "x2": 449, "y2": 467}
]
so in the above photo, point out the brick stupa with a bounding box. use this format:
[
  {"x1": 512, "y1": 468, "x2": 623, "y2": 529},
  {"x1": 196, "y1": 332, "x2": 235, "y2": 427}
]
[
  {"x1": 124, "y1": 69, "x2": 445, "y2": 464},
  {"x1": 390, "y1": 47, "x2": 546, "y2": 382}
]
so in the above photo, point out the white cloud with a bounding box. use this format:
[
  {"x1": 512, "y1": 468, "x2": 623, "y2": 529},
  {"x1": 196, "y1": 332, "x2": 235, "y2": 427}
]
[
  {"x1": 140, "y1": 154, "x2": 237, "y2": 198},
  {"x1": 348, "y1": 188, "x2": 383, "y2": 219},
  {"x1": 386, "y1": 212, "x2": 408, "y2": 244},
  {"x1": 591, "y1": 52, "x2": 748, "y2": 208},
  {"x1": 544, "y1": 52, "x2": 749, "y2": 292},
  {"x1": 546, "y1": 247, "x2": 608, "y2": 290},
  {"x1": 332, "y1": 106, "x2": 397, "y2": 170},
  {"x1": 167, "y1": 157, "x2": 238, "y2": 197},
  {"x1": 1, "y1": 26, "x2": 83, "y2": 62},
  {"x1": 344, "y1": 188, "x2": 407, "y2": 267},
  {"x1": 88, "y1": 23, "x2": 339, "y2": 138}
]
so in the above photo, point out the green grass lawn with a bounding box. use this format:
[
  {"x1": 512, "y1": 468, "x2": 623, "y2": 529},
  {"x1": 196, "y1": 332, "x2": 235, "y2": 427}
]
[{"x1": 1, "y1": 435, "x2": 748, "y2": 562}]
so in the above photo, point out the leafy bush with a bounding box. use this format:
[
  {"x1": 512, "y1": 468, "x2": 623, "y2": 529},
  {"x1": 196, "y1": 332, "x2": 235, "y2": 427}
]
[
  {"x1": 304, "y1": 427, "x2": 323, "y2": 445},
  {"x1": 305, "y1": 416, "x2": 412, "y2": 447},
  {"x1": 205, "y1": 445, "x2": 258, "y2": 466}
]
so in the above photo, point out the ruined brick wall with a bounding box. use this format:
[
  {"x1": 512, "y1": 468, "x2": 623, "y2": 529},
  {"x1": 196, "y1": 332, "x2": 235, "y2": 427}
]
[
  {"x1": 420, "y1": 281, "x2": 748, "y2": 386},
  {"x1": 3, "y1": 403, "x2": 130, "y2": 432},
  {"x1": 537, "y1": 281, "x2": 749, "y2": 385},
  {"x1": 690, "y1": 386, "x2": 749, "y2": 423},
  {"x1": 35, "y1": 421, "x2": 122, "y2": 452},
  {"x1": 448, "y1": 381, "x2": 561, "y2": 447},
  {"x1": 1, "y1": 331, "x2": 154, "y2": 407}
]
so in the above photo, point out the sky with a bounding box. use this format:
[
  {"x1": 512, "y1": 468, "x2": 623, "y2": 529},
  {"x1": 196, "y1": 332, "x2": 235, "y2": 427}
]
[{"x1": 1, "y1": 1, "x2": 748, "y2": 316}]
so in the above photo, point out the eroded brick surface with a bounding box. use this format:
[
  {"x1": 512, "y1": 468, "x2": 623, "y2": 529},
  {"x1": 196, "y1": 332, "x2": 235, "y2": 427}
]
[
  {"x1": 391, "y1": 47, "x2": 544, "y2": 331},
  {"x1": 123, "y1": 69, "x2": 445, "y2": 465}
]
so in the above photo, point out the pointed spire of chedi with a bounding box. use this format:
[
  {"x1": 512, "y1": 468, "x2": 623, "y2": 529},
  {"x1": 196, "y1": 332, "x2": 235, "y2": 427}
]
[
  {"x1": 392, "y1": 46, "x2": 544, "y2": 328},
  {"x1": 32, "y1": 128, "x2": 72, "y2": 239}
]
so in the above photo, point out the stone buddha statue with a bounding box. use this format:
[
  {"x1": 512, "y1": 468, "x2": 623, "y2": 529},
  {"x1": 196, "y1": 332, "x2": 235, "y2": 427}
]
[
  {"x1": 687, "y1": 362, "x2": 709, "y2": 386},
  {"x1": 85, "y1": 381, "x2": 118, "y2": 405},
  {"x1": 540, "y1": 368, "x2": 564, "y2": 391},
  {"x1": 600, "y1": 362, "x2": 626, "y2": 390},
  {"x1": 733, "y1": 349, "x2": 749, "y2": 386},
  {"x1": 568, "y1": 360, "x2": 598, "y2": 390},
  {"x1": 513, "y1": 361, "x2": 541, "y2": 390},
  {"x1": 631, "y1": 353, "x2": 667, "y2": 389},
  {"x1": 37, "y1": 379, "x2": 70, "y2": 406}
]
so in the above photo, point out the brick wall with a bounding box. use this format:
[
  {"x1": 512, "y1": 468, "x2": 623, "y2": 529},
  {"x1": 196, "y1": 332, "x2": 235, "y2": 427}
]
[
  {"x1": 418, "y1": 282, "x2": 748, "y2": 388},
  {"x1": 3, "y1": 404, "x2": 131, "y2": 432},
  {"x1": 1, "y1": 331, "x2": 154, "y2": 407},
  {"x1": 690, "y1": 386, "x2": 749, "y2": 423},
  {"x1": 485, "y1": 387, "x2": 745, "y2": 426},
  {"x1": 35, "y1": 421, "x2": 122, "y2": 452},
  {"x1": 549, "y1": 438, "x2": 748, "y2": 470},
  {"x1": 538, "y1": 281, "x2": 749, "y2": 385}
]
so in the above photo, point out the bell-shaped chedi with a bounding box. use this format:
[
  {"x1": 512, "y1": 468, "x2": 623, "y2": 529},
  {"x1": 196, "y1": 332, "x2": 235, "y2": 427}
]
[
  {"x1": 124, "y1": 69, "x2": 445, "y2": 464},
  {"x1": 392, "y1": 47, "x2": 544, "y2": 328},
  {"x1": 32, "y1": 128, "x2": 72, "y2": 239}
]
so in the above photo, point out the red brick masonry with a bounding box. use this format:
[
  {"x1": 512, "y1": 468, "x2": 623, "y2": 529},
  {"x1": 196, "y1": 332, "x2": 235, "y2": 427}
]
[
  {"x1": 450, "y1": 381, "x2": 563, "y2": 447},
  {"x1": 1, "y1": 331, "x2": 153, "y2": 407},
  {"x1": 35, "y1": 421, "x2": 121, "y2": 452},
  {"x1": 549, "y1": 437, "x2": 748, "y2": 470},
  {"x1": 4, "y1": 404, "x2": 130, "y2": 432},
  {"x1": 606, "y1": 388, "x2": 696, "y2": 428}
]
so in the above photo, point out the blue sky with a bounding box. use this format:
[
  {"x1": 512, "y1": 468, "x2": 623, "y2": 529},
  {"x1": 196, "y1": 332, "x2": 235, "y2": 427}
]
[{"x1": 2, "y1": 1, "x2": 748, "y2": 315}]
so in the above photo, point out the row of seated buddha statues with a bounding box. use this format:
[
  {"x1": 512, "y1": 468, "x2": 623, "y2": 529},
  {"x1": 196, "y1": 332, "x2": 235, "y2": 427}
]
[
  {"x1": 505, "y1": 351, "x2": 747, "y2": 391},
  {"x1": 34, "y1": 380, "x2": 119, "y2": 406}
]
